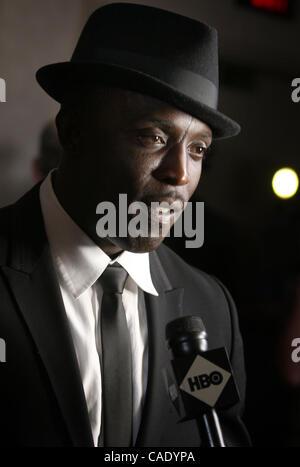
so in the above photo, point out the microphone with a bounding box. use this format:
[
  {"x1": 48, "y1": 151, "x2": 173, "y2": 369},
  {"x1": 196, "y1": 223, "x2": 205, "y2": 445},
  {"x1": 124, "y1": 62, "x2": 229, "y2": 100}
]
[{"x1": 165, "y1": 316, "x2": 240, "y2": 448}]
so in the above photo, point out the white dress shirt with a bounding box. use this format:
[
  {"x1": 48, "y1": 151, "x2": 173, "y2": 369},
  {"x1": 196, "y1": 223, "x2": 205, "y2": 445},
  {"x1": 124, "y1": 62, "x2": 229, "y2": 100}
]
[{"x1": 39, "y1": 170, "x2": 158, "y2": 446}]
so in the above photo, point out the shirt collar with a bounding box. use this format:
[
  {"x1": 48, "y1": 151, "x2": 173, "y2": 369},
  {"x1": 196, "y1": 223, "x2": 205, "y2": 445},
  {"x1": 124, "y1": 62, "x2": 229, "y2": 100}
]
[{"x1": 39, "y1": 170, "x2": 159, "y2": 299}]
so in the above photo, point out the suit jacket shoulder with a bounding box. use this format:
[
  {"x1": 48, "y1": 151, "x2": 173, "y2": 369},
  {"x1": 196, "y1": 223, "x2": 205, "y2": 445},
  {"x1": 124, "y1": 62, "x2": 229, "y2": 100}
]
[
  {"x1": 0, "y1": 204, "x2": 12, "y2": 266},
  {"x1": 156, "y1": 243, "x2": 235, "y2": 354}
]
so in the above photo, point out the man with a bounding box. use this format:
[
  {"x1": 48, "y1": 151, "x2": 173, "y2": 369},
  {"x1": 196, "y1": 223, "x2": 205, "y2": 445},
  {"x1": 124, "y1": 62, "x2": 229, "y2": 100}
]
[{"x1": 0, "y1": 3, "x2": 250, "y2": 447}]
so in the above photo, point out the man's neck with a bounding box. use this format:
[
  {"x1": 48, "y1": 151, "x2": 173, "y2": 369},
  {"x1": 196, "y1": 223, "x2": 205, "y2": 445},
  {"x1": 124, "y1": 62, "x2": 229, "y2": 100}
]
[{"x1": 51, "y1": 169, "x2": 123, "y2": 258}]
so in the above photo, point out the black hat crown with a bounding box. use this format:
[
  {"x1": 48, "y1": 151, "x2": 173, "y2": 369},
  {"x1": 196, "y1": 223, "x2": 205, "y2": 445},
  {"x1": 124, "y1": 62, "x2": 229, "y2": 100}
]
[{"x1": 36, "y1": 3, "x2": 240, "y2": 139}]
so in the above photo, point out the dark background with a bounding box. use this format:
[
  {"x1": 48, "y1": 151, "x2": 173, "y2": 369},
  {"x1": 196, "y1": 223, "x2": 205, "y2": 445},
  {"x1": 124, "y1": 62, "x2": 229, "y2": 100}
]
[{"x1": 1, "y1": 0, "x2": 300, "y2": 446}]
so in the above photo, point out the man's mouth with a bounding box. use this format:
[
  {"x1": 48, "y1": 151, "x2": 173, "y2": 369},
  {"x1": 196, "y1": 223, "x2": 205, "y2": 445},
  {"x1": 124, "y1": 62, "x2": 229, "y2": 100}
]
[{"x1": 144, "y1": 198, "x2": 184, "y2": 225}]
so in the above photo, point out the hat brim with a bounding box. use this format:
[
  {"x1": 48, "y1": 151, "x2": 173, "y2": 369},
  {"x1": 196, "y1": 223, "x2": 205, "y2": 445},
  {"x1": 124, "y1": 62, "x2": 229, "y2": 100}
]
[{"x1": 36, "y1": 61, "x2": 240, "y2": 139}]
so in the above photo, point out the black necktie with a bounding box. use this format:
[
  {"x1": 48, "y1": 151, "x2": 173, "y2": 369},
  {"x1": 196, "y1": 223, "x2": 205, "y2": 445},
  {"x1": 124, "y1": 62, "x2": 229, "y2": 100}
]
[{"x1": 99, "y1": 263, "x2": 132, "y2": 447}]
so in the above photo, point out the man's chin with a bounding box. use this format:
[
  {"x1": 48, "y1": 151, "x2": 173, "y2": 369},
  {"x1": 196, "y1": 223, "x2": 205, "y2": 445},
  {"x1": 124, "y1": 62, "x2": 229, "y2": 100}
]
[{"x1": 109, "y1": 235, "x2": 165, "y2": 254}]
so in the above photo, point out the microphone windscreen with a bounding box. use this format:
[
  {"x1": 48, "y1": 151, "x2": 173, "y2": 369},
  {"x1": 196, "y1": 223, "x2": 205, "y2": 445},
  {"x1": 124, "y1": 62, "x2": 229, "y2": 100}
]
[{"x1": 166, "y1": 316, "x2": 206, "y2": 344}]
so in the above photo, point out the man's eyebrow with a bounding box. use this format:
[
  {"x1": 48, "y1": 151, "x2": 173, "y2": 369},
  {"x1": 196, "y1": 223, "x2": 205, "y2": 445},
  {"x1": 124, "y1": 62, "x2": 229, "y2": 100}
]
[
  {"x1": 130, "y1": 117, "x2": 212, "y2": 142},
  {"x1": 197, "y1": 130, "x2": 212, "y2": 140},
  {"x1": 136, "y1": 118, "x2": 174, "y2": 129}
]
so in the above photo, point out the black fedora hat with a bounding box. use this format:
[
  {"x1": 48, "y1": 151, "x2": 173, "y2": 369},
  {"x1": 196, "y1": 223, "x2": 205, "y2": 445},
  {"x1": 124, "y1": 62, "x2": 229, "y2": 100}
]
[{"x1": 36, "y1": 2, "x2": 240, "y2": 139}]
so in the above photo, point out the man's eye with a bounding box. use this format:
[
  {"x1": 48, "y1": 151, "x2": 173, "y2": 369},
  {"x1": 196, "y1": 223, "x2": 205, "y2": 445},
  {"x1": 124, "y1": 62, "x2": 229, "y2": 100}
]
[
  {"x1": 188, "y1": 145, "x2": 207, "y2": 157},
  {"x1": 137, "y1": 135, "x2": 165, "y2": 147}
]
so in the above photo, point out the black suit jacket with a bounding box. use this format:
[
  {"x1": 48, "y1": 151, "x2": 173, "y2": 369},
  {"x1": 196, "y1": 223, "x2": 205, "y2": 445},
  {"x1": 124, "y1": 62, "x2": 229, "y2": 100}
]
[{"x1": 0, "y1": 184, "x2": 251, "y2": 447}]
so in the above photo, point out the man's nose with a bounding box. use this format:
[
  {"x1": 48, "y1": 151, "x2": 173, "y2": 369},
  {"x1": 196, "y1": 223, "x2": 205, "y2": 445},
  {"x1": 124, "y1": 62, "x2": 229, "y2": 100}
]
[{"x1": 153, "y1": 143, "x2": 190, "y2": 186}]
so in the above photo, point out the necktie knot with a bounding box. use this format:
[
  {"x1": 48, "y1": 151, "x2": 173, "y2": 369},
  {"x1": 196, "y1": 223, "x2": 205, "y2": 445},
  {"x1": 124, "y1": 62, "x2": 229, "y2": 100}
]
[{"x1": 99, "y1": 264, "x2": 128, "y2": 294}]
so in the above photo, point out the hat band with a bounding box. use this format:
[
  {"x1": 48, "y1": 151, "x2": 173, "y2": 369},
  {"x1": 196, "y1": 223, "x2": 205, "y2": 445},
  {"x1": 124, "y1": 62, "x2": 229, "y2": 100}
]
[{"x1": 71, "y1": 48, "x2": 218, "y2": 109}]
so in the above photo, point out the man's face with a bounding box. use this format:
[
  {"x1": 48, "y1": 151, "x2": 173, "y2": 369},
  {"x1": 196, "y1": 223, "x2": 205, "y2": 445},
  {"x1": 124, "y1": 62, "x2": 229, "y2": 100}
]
[{"x1": 63, "y1": 86, "x2": 212, "y2": 253}]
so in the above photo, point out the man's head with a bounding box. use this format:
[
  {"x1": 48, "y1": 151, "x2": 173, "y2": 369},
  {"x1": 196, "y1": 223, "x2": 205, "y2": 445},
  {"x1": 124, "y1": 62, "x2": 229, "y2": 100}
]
[
  {"x1": 55, "y1": 84, "x2": 212, "y2": 253},
  {"x1": 36, "y1": 3, "x2": 240, "y2": 256}
]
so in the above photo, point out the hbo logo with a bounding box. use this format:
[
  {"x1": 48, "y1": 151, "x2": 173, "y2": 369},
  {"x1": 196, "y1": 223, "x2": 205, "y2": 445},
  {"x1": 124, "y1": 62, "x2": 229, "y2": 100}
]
[{"x1": 188, "y1": 371, "x2": 223, "y2": 392}]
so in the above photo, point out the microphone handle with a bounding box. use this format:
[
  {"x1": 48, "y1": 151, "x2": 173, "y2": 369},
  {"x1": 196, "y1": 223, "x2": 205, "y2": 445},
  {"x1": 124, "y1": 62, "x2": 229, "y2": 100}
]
[{"x1": 196, "y1": 408, "x2": 226, "y2": 447}]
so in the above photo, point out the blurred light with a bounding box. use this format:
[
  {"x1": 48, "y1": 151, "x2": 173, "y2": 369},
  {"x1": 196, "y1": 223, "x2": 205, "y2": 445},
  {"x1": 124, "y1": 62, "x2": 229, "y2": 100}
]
[
  {"x1": 272, "y1": 168, "x2": 299, "y2": 199},
  {"x1": 251, "y1": 0, "x2": 289, "y2": 14},
  {"x1": 237, "y1": 0, "x2": 291, "y2": 15}
]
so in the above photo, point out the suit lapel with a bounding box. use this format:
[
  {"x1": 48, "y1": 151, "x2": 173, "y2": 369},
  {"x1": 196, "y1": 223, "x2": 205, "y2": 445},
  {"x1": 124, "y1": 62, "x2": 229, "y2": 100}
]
[
  {"x1": 135, "y1": 249, "x2": 184, "y2": 446},
  {"x1": 1, "y1": 184, "x2": 94, "y2": 446}
]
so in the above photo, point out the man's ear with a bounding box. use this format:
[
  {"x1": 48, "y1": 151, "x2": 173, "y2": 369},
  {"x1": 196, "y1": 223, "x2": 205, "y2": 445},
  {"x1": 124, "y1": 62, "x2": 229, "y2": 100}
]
[{"x1": 56, "y1": 107, "x2": 81, "y2": 156}]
